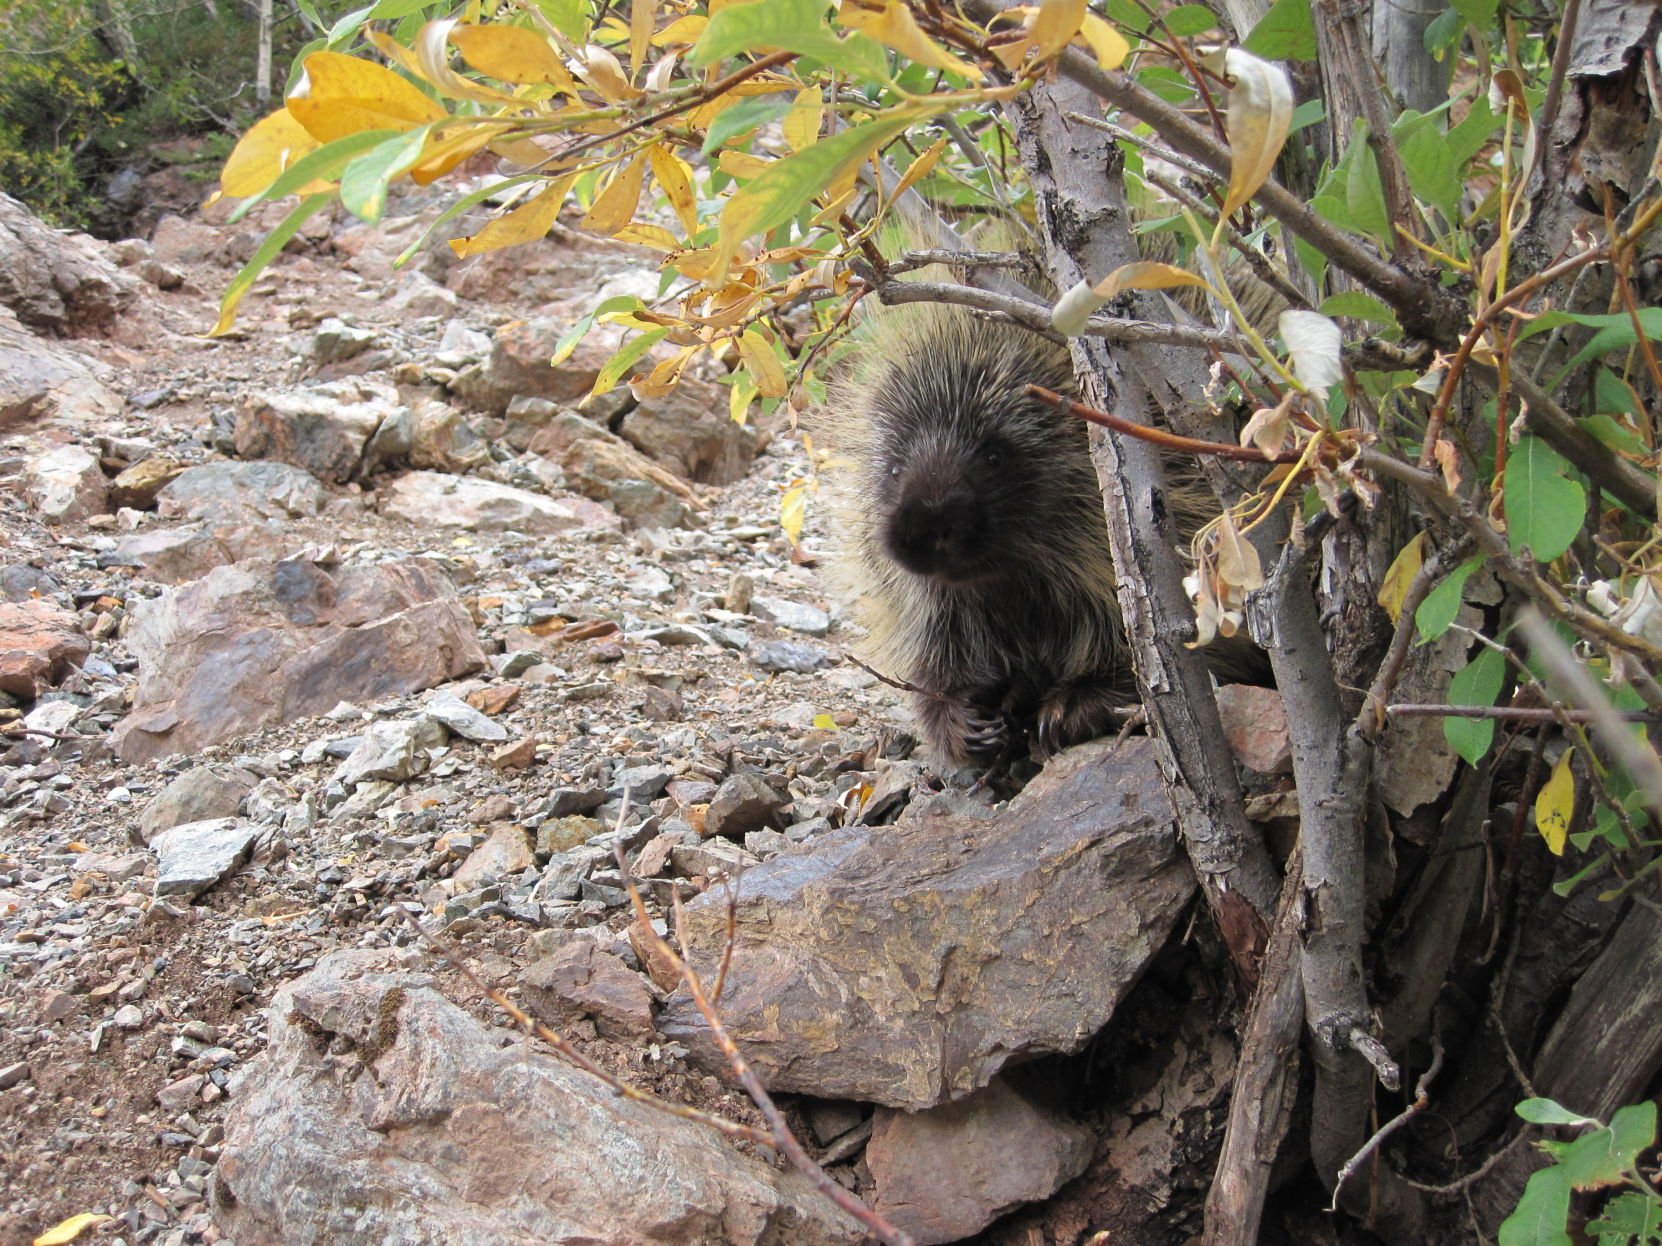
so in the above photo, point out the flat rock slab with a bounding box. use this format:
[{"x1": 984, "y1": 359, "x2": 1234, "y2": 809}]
[
  {"x1": 867, "y1": 1078, "x2": 1095, "y2": 1244},
  {"x1": 157, "y1": 461, "x2": 326, "y2": 524},
  {"x1": 234, "y1": 379, "x2": 401, "y2": 484},
  {"x1": 658, "y1": 737, "x2": 1193, "y2": 1109},
  {"x1": 213, "y1": 950, "x2": 865, "y2": 1246},
  {"x1": 150, "y1": 818, "x2": 260, "y2": 899},
  {"x1": 381, "y1": 470, "x2": 621, "y2": 535},
  {"x1": 113, "y1": 557, "x2": 486, "y2": 763}
]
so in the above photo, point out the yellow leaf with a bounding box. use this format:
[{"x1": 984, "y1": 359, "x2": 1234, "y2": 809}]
[
  {"x1": 1376, "y1": 532, "x2": 1426, "y2": 622},
  {"x1": 220, "y1": 107, "x2": 322, "y2": 198},
  {"x1": 653, "y1": 14, "x2": 708, "y2": 45},
  {"x1": 614, "y1": 221, "x2": 681, "y2": 250},
  {"x1": 449, "y1": 23, "x2": 577, "y2": 90},
  {"x1": 1092, "y1": 260, "x2": 1214, "y2": 299},
  {"x1": 32, "y1": 1214, "x2": 114, "y2": 1246},
  {"x1": 737, "y1": 328, "x2": 788, "y2": 397},
  {"x1": 632, "y1": 344, "x2": 702, "y2": 398},
  {"x1": 409, "y1": 126, "x2": 499, "y2": 185},
  {"x1": 779, "y1": 482, "x2": 806, "y2": 544},
  {"x1": 838, "y1": 0, "x2": 977, "y2": 77},
  {"x1": 573, "y1": 44, "x2": 642, "y2": 101},
  {"x1": 450, "y1": 175, "x2": 574, "y2": 257},
  {"x1": 813, "y1": 712, "x2": 837, "y2": 729},
  {"x1": 730, "y1": 371, "x2": 758, "y2": 423},
  {"x1": 1030, "y1": 0, "x2": 1086, "y2": 59},
  {"x1": 581, "y1": 152, "x2": 647, "y2": 236},
  {"x1": 647, "y1": 144, "x2": 699, "y2": 236},
  {"x1": 685, "y1": 82, "x2": 793, "y2": 130},
  {"x1": 717, "y1": 149, "x2": 773, "y2": 179},
  {"x1": 630, "y1": 0, "x2": 656, "y2": 76},
  {"x1": 990, "y1": 34, "x2": 1033, "y2": 71},
  {"x1": 782, "y1": 87, "x2": 823, "y2": 153},
  {"x1": 286, "y1": 51, "x2": 448, "y2": 142},
  {"x1": 1220, "y1": 48, "x2": 1293, "y2": 220},
  {"x1": 889, "y1": 135, "x2": 948, "y2": 202},
  {"x1": 1534, "y1": 748, "x2": 1574, "y2": 856},
  {"x1": 1079, "y1": 13, "x2": 1129, "y2": 69}
]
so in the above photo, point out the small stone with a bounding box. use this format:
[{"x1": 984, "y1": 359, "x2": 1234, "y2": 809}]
[
  {"x1": 544, "y1": 786, "x2": 607, "y2": 817},
  {"x1": 608, "y1": 764, "x2": 672, "y2": 802},
  {"x1": 724, "y1": 573, "x2": 754, "y2": 614},
  {"x1": 743, "y1": 829, "x2": 791, "y2": 860},
  {"x1": 466, "y1": 685, "x2": 520, "y2": 715},
  {"x1": 158, "y1": 1073, "x2": 209, "y2": 1111},
  {"x1": 1214, "y1": 684, "x2": 1293, "y2": 776},
  {"x1": 453, "y1": 824, "x2": 535, "y2": 889},
  {"x1": 150, "y1": 818, "x2": 261, "y2": 899},
  {"x1": 422, "y1": 694, "x2": 509, "y2": 743},
  {"x1": 40, "y1": 988, "x2": 78, "y2": 1023},
  {"x1": 109, "y1": 456, "x2": 186, "y2": 510},
  {"x1": 749, "y1": 639, "x2": 833, "y2": 674},
  {"x1": 520, "y1": 940, "x2": 657, "y2": 1042},
  {"x1": 536, "y1": 816, "x2": 601, "y2": 856},
  {"x1": 138, "y1": 765, "x2": 258, "y2": 844},
  {"x1": 333, "y1": 717, "x2": 449, "y2": 787},
  {"x1": 490, "y1": 735, "x2": 538, "y2": 771},
  {"x1": 0, "y1": 1061, "x2": 28, "y2": 1089},
  {"x1": 113, "y1": 1004, "x2": 144, "y2": 1029},
  {"x1": 750, "y1": 595, "x2": 831, "y2": 637},
  {"x1": 704, "y1": 770, "x2": 788, "y2": 839}
]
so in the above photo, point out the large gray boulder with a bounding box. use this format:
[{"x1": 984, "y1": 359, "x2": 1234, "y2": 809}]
[
  {"x1": 658, "y1": 736, "x2": 1194, "y2": 1109},
  {"x1": 213, "y1": 950, "x2": 865, "y2": 1246}
]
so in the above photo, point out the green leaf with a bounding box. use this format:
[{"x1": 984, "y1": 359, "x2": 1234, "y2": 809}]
[
  {"x1": 340, "y1": 125, "x2": 431, "y2": 223},
  {"x1": 1594, "y1": 366, "x2": 1643, "y2": 418},
  {"x1": 1581, "y1": 414, "x2": 1648, "y2": 456},
  {"x1": 532, "y1": 0, "x2": 589, "y2": 40},
  {"x1": 702, "y1": 94, "x2": 792, "y2": 156},
  {"x1": 590, "y1": 326, "x2": 671, "y2": 397},
  {"x1": 1560, "y1": 1124, "x2": 1638, "y2": 1191},
  {"x1": 550, "y1": 313, "x2": 595, "y2": 366},
  {"x1": 1243, "y1": 0, "x2": 1316, "y2": 60},
  {"x1": 1448, "y1": 98, "x2": 1500, "y2": 167},
  {"x1": 1136, "y1": 65, "x2": 1198, "y2": 104},
  {"x1": 1341, "y1": 123, "x2": 1392, "y2": 249},
  {"x1": 211, "y1": 193, "x2": 334, "y2": 335},
  {"x1": 1452, "y1": 0, "x2": 1497, "y2": 27},
  {"x1": 1517, "y1": 1099, "x2": 1600, "y2": 1127},
  {"x1": 714, "y1": 112, "x2": 917, "y2": 274},
  {"x1": 1163, "y1": 4, "x2": 1219, "y2": 36},
  {"x1": 1606, "y1": 1102, "x2": 1659, "y2": 1173},
  {"x1": 393, "y1": 172, "x2": 543, "y2": 267},
  {"x1": 1504, "y1": 436, "x2": 1586, "y2": 562},
  {"x1": 1395, "y1": 110, "x2": 1462, "y2": 221},
  {"x1": 1587, "y1": 1191, "x2": 1662, "y2": 1244},
  {"x1": 1445, "y1": 646, "x2": 1506, "y2": 765},
  {"x1": 228, "y1": 128, "x2": 401, "y2": 224},
  {"x1": 1519, "y1": 308, "x2": 1662, "y2": 365},
  {"x1": 690, "y1": 0, "x2": 887, "y2": 81},
  {"x1": 1423, "y1": 6, "x2": 1463, "y2": 55},
  {"x1": 1500, "y1": 1165, "x2": 1573, "y2": 1246},
  {"x1": 1415, "y1": 554, "x2": 1483, "y2": 642},
  {"x1": 1319, "y1": 290, "x2": 1397, "y2": 326},
  {"x1": 1290, "y1": 97, "x2": 1326, "y2": 133}
]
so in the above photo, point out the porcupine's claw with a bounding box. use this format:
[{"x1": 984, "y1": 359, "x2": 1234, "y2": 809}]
[
  {"x1": 1035, "y1": 678, "x2": 1131, "y2": 758},
  {"x1": 962, "y1": 712, "x2": 1009, "y2": 760}
]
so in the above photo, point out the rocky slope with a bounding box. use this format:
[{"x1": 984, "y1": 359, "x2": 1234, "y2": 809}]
[{"x1": 0, "y1": 187, "x2": 1288, "y2": 1246}]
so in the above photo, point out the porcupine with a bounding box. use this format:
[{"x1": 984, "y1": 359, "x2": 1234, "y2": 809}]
[{"x1": 820, "y1": 299, "x2": 1233, "y2": 769}]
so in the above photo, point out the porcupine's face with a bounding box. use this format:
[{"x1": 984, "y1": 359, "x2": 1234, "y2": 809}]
[{"x1": 869, "y1": 343, "x2": 1078, "y2": 586}]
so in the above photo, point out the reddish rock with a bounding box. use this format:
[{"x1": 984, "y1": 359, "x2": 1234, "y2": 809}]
[
  {"x1": 112, "y1": 557, "x2": 486, "y2": 763},
  {"x1": 520, "y1": 939, "x2": 658, "y2": 1042},
  {"x1": 234, "y1": 380, "x2": 400, "y2": 484},
  {"x1": 0, "y1": 192, "x2": 139, "y2": 335},
  {"x1": 1214, "y1": 684, "x2": 1293, "y2": 775},
  {"x1": 0, "y1": 599, "x2": 90, "y2": 699},
  {"x1": 490, "y1": 735, "x2": 538, "y2": 770},
  {"x1": 380, "y1": 470, "x2": 619, "y2": 535},
  {"x1": 452, "y1": 823, "x2": 534, "y2": 889},
  {"x1": 620, "y1": 378, "x2": 758, "y2": 485},
  {"x1": 867, "y1": 1079, "x2": 1095, "y2": 1245}
]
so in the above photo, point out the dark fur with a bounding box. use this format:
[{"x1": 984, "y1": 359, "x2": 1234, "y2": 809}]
[{"x1": 824, "y1": 305, "x2": 1142, "y2": 767}]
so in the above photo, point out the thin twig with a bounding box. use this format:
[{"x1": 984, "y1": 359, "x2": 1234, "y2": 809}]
[
  {"x1": 395, "y1": 907, "x2": 773, "y2": 1149},
  {"x1": 887, "y1": 248, "x2": 1030, "y2": 273},
  {"x1": 1536, "y1": 0, "x2": 1583, "y2": 147},
  {"x1": 1029, "y1": 384, "x2": 1305, "y2": 464},
  {"x1": 1358, "y1": 541, "x2": 1468, "y2": 739},
  {"x1": 612, "y1": 836, "x2": 915, "y2": 1246},
  {"x1": 1143, "y1": 168, "x2": 1311, "y2": 311},
  {"x1": 1388, "y1": 703, "x2": 1662, "y2": 723},
  {"x1": 1329, "y1": 1033, "x2": 1446, "y2": 1211}
]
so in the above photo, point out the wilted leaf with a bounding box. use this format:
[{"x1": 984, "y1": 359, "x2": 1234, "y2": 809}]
[
  {"x1": 1050, "y1": 279, "x2": 1103, "y2": 337},
  {"x1": 573, "y1": 43, "x2": 642, "y2": 100},
  {"x1": 1278, "y1": 309, "x2": 1343, "y2": 392},
  {"x1": 1534, "y1": 748, "x2": 1574, "y2": 856},
  {"x1": 889, "y1": 136, "x2": 949, "y2": 202},
  {"x1": 1094, "y1": 260, "x2": 1214, "y2": 299},
  {"x1": 630, "y1": 0, "x2": 656, "y2": 75},
  {"x1": 1215, "y1": 511, "x2": 1265, "y2": 597},
  {"x1": 614, "y1": 221, "x2": 680, "y2": 250},
  {"x1": 1431, "y1": 438, "x2": 1461, "y2": 492},
  {"x1": 1219, "y1": 48, "x2": 1293, "y2": 219},
  {"x1": 582, "y1": 152, "x2": 648, "y2": 235},
  {"x1": 1376, "y1": 531, "x2": 1426, "y2": 622},
  {"x1": 1239, "y1": 392, "x2": 1294, "y2": 459},
  {"x1": 1503, "y1": 436, "x2": 1585, "y2": 562},
  {"x1": 220, "y1": 108, "x2": 322, "y2": 198}
]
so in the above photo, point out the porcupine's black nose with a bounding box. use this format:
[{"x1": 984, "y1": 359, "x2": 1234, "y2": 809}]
[{"x1": 886, "y1": 488, "x2": 988, "y2": 580}]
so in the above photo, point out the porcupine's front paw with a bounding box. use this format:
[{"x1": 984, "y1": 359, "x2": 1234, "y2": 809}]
[
  {"x1": 918, "y1": 693, "x2": 1010, "y2": 766},
  {"x1": 1034, "y1": 678, "x2": 1133, "y2": 757}
]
